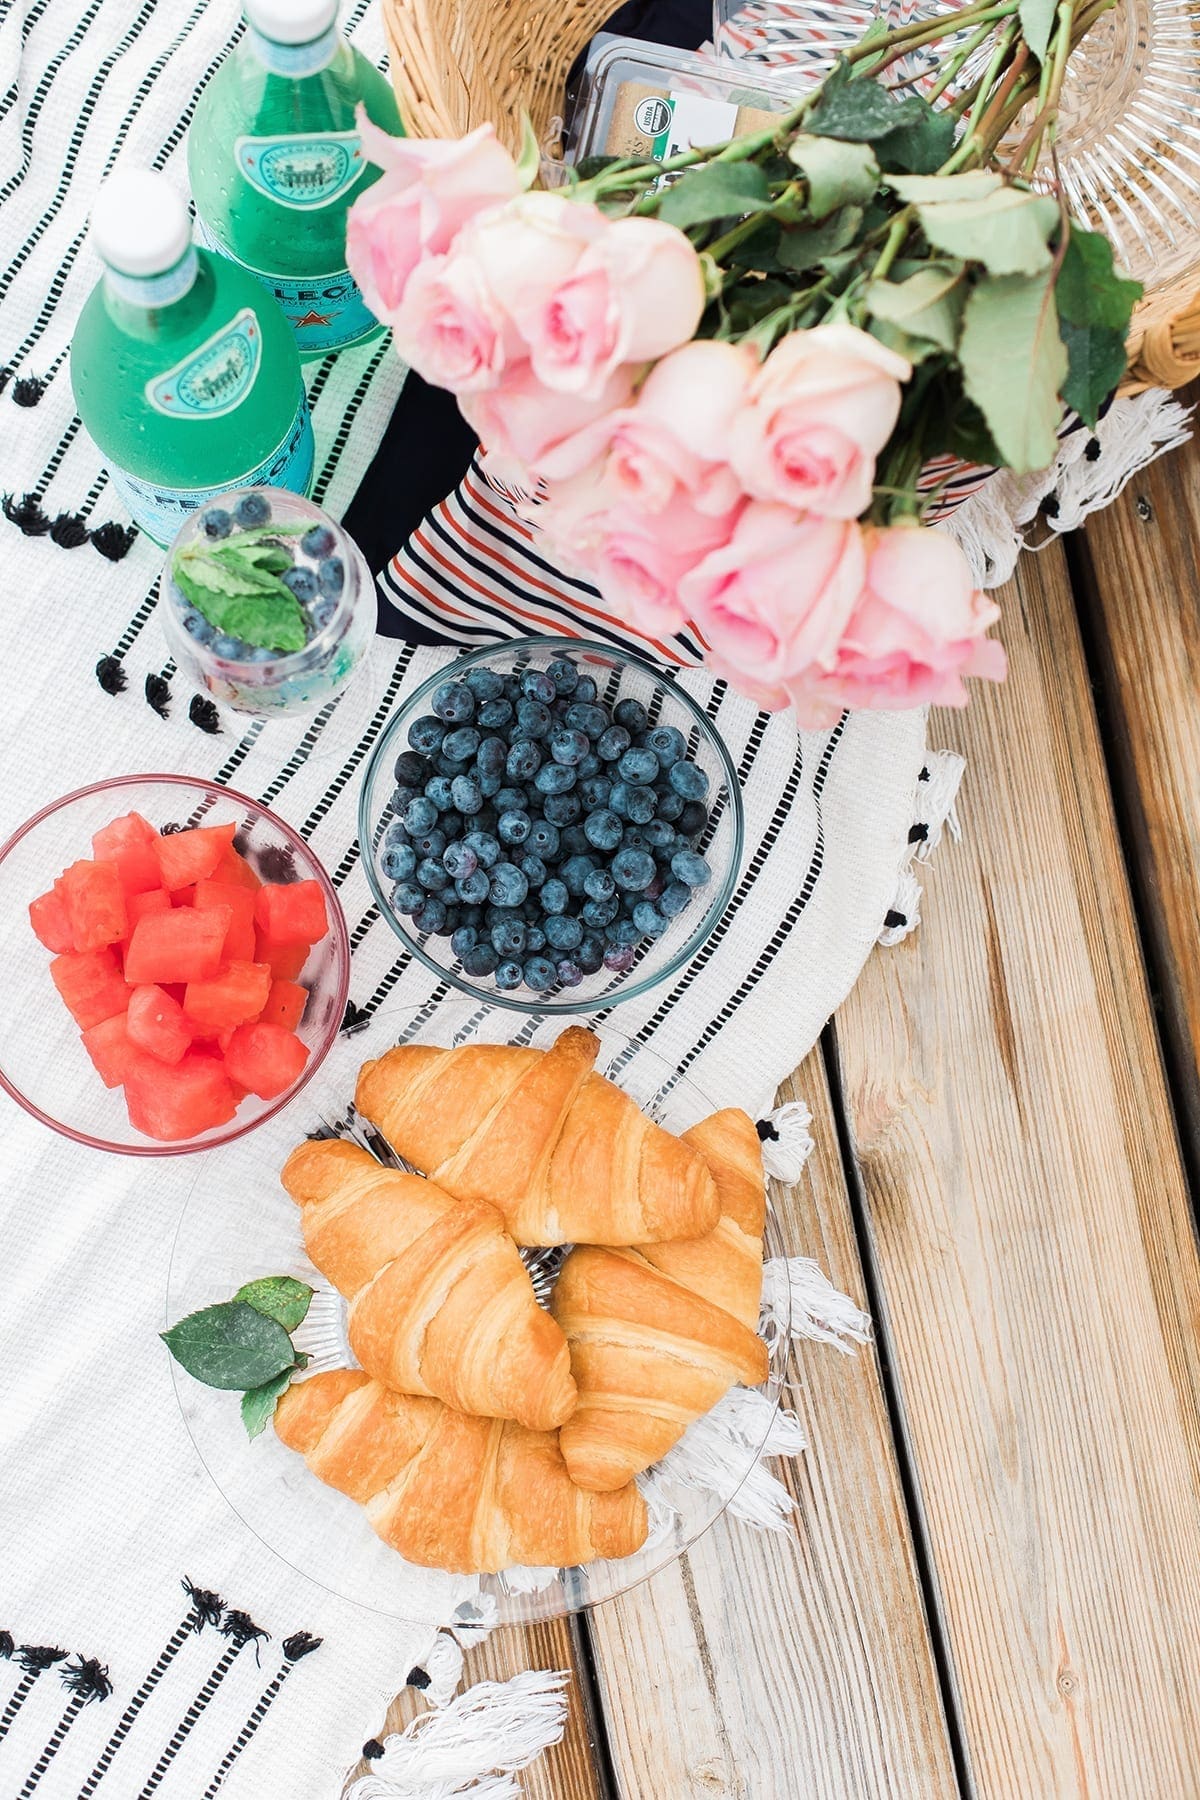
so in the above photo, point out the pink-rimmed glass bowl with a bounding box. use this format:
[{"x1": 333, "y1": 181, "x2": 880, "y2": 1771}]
[{"x1": 0, "y1": 775, "x2": 350, "y2": 1156}]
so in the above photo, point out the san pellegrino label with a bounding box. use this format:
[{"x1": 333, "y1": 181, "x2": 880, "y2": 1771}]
[
  {"x1": 236, "y1": 130, "x2": 364, "y2": 209},
  {"x1": 146, "y1": 307, "x2": 262, "y2": 418},
  {"x1": 193, "y1": 215, "x2": 379, "y2": 355}
]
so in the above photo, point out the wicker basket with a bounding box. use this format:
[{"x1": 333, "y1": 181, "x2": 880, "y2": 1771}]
[{"x1": 381, "y1": 0, "x2": 1200, "y2": 392}]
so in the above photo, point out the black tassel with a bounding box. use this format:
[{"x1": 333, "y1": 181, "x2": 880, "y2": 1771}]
[
  {"x1": 188, "y1": 694, "x2": 222, "y2": 735},
  {"x1": 220, "y1": 1612, "x2": 269, "y2": 1654},
  {"x1": 15, "y1": 1648, "x2": 67, "y2": 1674},
  {"x1": 1084, "y1": 436, "x2": 1102, "y2": 461},
  {"x1": 3, "y1": 493, "x2": 51, "y2": 535},
  {"x1": 256, "y1": 844, "x2": 296, "y2": 883},
  {"x1": 281, "y1": 1633, "x2": 322, "y2": 1662},
  {"x1": 182, "y1": 1579, "x2": 225, "y2": 1631},
  {"x1": 883, "y1": 909, "x2": 907, "y2": 929},
  {"x1": 0, "y1": 1633, "x2": 13, "y2": 1659},
  {"x1": 406, "y1": 1666, "x2": 431, "y2": 1691},
  {"x1": 95, "y1": 655, "x2": 127, "y2": 695},
  {"x1": 11, "y1": 376, "x2": 46, "y2": 408},
  {"x1": 1042, "y1": 493, "x2": 1060, "y2": 519},
  {"x1": 90, "y1": 520, "x2": 137, "y2": 561},
  {"x1": 907, "y1": 822, "x2": 929, "y2": 844},
  {"x1": 59, "y1": 1658, "x2": 112, "y2": 1705},
  {"x1": 755, "y1": 1118, "x2": 779, "y2": 1143},
  {"x1": 144, "y1": 672, "x2": 171, "y2": 718},
  {"x1": 49, "y1": 511, "x2": 90, "y2": 548},
  {"x1": 362, "y1": 1740, "x2": 384, "y2": 1759},
  {"x1": 340, "y1": 999, "x2": 369, "y2": 1034}
]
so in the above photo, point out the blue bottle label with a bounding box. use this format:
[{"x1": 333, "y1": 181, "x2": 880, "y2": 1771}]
[
  {"x1": 193, "y1": 215, "x2": 381, "y2": 355},
  {"x1": 146, "y1": 307, "x2": 262, "y2": 418},
  {"x1": 235, "y1": 131, "x2": 364, "y2": 208},
  {"x1": 106, "y1": 398, "x2": 315, "y2": 545}
]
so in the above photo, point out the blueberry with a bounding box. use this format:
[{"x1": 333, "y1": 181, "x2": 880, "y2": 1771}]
[
  {"x1": 439, "y1": 812, "x2": 464, "y2": 841},
  {"x1": 413, "y1": 896, "x2": 449, "y2": 935},
  {"x1": 565, "y1": 703, "x2": 608, "y2": 740},
  {"x1": 521, "y1": 669, "x2": 557, "y2": 704},
  {"x1": 644, "y1": 724, "x2": 685, "y2": 766},
  {"x1": 301, "y1": 522, "x2": 336, "y2": 558},
  {"x1": 584, "y1": 867, "x2": 616, "y2": 901},
  {"x1": 384, "y1": 818, "x2": 411, "y2": 849},
  {"x1": 282, "y1": 565, "x2": 319, "y2": 602},
  {"x1": 519, "y1": 852, "x2": 548, "y2": 889},
  {"x1": 578, "y1": 932, "x2": 605, "y2": 974},
  {"x1": 542, "y1": 791, "x2": 581, "y2": 826},
  {"x1": 580, "y1": 776, "x2": 613, "y2": 810},
  {"x1": 201, "y1": 506, "x2": 232, "y2": 539},
  {"x1": 679, "y1": 800, "x2": 710, "y2": 837},
  {"x1": 669, "y1": 759, "x2": 709, "y2": 800},
  {"x1": 313, "y1": 554, "x2": 343, "y2": 598},
  {"x1": 392, "y1": 879, "x2": 425, "y2": 914},
  {"x1": 476, "y1": 736, "x2": 507, "y2": 779},
  {"x1": 462, "y1": 943, "x2": 500, "y2": 977},
  {"x1": 455, "y1": 867, "x2": 491, "y2": 904},
  {"x1": 551, "y1": 958, "x2": 580, "y2": 987},
  {"x1": 417, "y1": 856, "x2": 451, "y2": 891},
  {"x1": 582, "y1": 894, "x2": 620, "y2": 928},
  {"x1": 612, "y1": 697, "x2": 646, "y2": 733},
  {"x1": 463, "y1": 830, "x2": 501, "y2": 870},
  {"x1": 534, "y1": 762, "x2": 576, "y2": 796},
  {"x1": 547, "y1": 658, "x2": 579, "y2": 693},
  {"x1": 633, "y1": 900, "x2": 668, "y2": 937},
  {"x1": 541, "y1": 878, "x2": 569, "y2": 916},
  {"x1": 233, "y1": 492, "x2": 270, "y2": 527},
  {"x1": 514, "y1": 698, "x2": 553, "y2": 740},
  {"x1": 574, "y1": 675, "x2": 598, "y2": 703},
  {"x1": 491, "y1": 918, "x2": 527, "y2": 958},
  {"x1": 597, "y1": 725, "x2": 630, "y2": 763},
  {"x1": 442, "y1": 726, "x2": 480, "y2": 763},
  {"x1": 493, "y1": 786, "x2": 526, "y2": 815},
  {"x1": 578, "y1": 752, "x2": 602, "y2": 780},
  {"x1": 498, "y1": 809, "x2": 531, "y2": 846},
  {"x1": 408, "y1": 714, "x2": 445, "y2": 754},
  {"x1": 432, "y1": 680, "x2": 476, "y2": 723},
  {"x1": 525, "y1": 925, "x2": 546, "y2": 954},
  {"x1": 465, "y1": 666, "x2": 505, "y2": 701},
  {"x1": 394, "y1": 750, "x2": 428, "y2": 786},
  {"x1": 609, "y1": 916, "x2": 640, "y2": 946},
  {"x1": 182, "y1": 610, "x2": 216, "y2": 644},
  {"x1": 529, "y1": 820, "x2": 560, "y2": 860},
  {"x1": 489, "y1": 862, "x2": 529, "y2": 907},
  {"x1": 550, "y1": 727, "x2": 590, "y2": 766},
  {"x1": 213, "y1": 633, "x2": 248, "y2": 659},
  {"x1": 390, "y1": 786, "x2": 418, "y2": 816},
  {"x1": 495, "y1": 958, "x2": 523, "y2": 990},
  {"x1": 403, "y1": 796, "x2": 438, "y2": 836},
  {"x1": 478, "y1": 771, "x2": 502, "y2": 800},
  {"x1": 451, "y1": 925, "x2": 478, "y2": 958},
  {"x1": 656, "y1": 788, "x2": 685, "y2": 822},
  {"x1": 561, "y1": 854, "x2": 595, "y2": 897},
  {"x1": 672, "y1": 849, "x2": 712, "y2": 887},
  {"x1": 610, "y1": 782, "x2": 656, "y2": 825},
  {"x1": 477, "y1": 697, "x2": 513, "y2": 729},
  {"x1": 603, "y1": 942, "x2": 635, "y2": 972},
  {"x1": 618, "y1": 747, "x2": 659, "y2": 786},
  {"x1": 659, "y1": 879, "x2": 693, "y2": 917},
  {"x1": 523, "y1": 955, "x2": 557, "y2": 992},
  {"x1": 623, "y1": 827, "x2": 651, "y2": 850},
  {"x1": 451, "y1": 774, "x2": 483, "y2": 815},
  {"x1": 380, "y1": 843, "x2": 416, "y2": 881},
  {"x1": 413, "y1": 827, "x2": 447, "y2": 859},
  {"x1": 506, "y1": 740, "x2": 541, "y2": 783},
  {"x1": 425, "y1": 775, "x2": 455, "y2": 811},
  {"x1": 443, "y1": 841, "x2": 478, "y2": 880},
  {"x1": 612, "y1": 847, "x2": 656, "y2": 892}
]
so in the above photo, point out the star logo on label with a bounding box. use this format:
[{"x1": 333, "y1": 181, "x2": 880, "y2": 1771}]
[{"x1": 290, "y1": 309, "x2": 335, "y2": 329}]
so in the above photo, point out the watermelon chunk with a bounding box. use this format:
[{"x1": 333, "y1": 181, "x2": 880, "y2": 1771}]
[
  {"x1": 193, "y1": 879, "x2": 256, "y2": 963},
  {"x1": 183, "y1": 960, "x2": 271, "y2": 1032},
  {"x1": 223, "y1": 1021, "x2": 309, "y2": 1099},
  {"x1": 254, "y1": 880, "x2": 327, "y2": 947},
  {"x1": 253, "y1": 930, "x2": 309, "y2": 980},
  {"x1": 127, "y1": 984, "x2": 193, "y2": 1066},
  {"x1": 214, "y1": 844, "x2": 261, "y2": 890},
  {"x1": 155, "y1": 822, "x2": 238, "y2": 892},
  {"x1": 91, "y1": 813, "x2": 162, "y2": 896},
  {"x1": 124, "y1": 1049, "x2": 238, "y2": 1141},
  {"x1": 123, "y1": 906, "x2": 231, "y2": 985},
  {"x1": 80, "y1": 1014, "x2": 142, "y2": 1088},
  {"x1": 29, "y1": 887, "x2": 74, "y2": 953},
  {"x1": 260, "y1": 979, "x2": 307, "y2": 1032},
  {"x1": 118, "y1": 888, "x2": 171, "y2": 962},
  {"x1": 50, "y1": 948, "x2": 129, "y2": 1029},
  {"x1": 58, "y1": 859, "x2": 128, "y2": 952}
]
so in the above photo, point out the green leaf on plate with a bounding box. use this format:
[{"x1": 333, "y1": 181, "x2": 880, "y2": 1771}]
[
  {"x1": 241, "y1": 1367, "x2": 296, "y2": 1440},
  {"x1": 788, "y1": 134, "x2": 879, "y2": 219},
  {"x1": 233, "y1": 1275, "x2": 314, "y2": 1332},
  {"x1": 1055, "y1": 227, "x2": 1142, "y2": 329},
  {"x1": 807, "y1": 72, "x2": 929, "y2": 142},
  {"x1": 1059, "y1": 319, "x2": 1129, "y2": 427},
  {"x1": 657, "y1": 161, "x2": 772, "y2": 229},
  {"x1": 867, "y1": 261, "x2": 966, "y2": 352},
  {"x1": 161, "y1": 1301, "x2": 297, "y2": 1392},
  {"x1": 959, "y1": 269, "x2": 1068, "y2": 472},
  {"x1": 1019, "y1": 0, "x2": 1057, "y2": 60},
  {"x1": 913, "y1": 185, "x2": 1059, "y2": 276},
  {"x1": 777, "y1": 204, "x2": 863, "y2": 271},
  {"x1": 873, "y1": 101, "x2": 957, "y2": 175}
]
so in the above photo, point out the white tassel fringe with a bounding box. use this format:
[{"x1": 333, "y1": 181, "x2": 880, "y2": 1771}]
[
  {"x1": 421, "y1": 1634, "x2": 465, "y2": 1708},
  {"x1": 640, "y1": 1387, "x2": 807, "y2": 1532},
  {"x1": 345, "y1": 1671, "x2": 570, "y2": 1800},
  {"x1": 879, "y1": 749, "x2": 966, "y2": 947},
  {"x1": 760, "y1": 1257, "x2": 872, "y2": 1355},
  {"x1": 757, "y1": 1099, "x2": 814, "y2": 1184}
]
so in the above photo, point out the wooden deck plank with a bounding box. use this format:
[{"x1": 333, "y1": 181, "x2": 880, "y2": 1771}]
[
  {"x1": 585, "y1": 1052, "x2": 959, "y2": 1800},
  {"x1": 831, "y1": 536, "x2": 1200, "y2": 1798},
  {"x1": 1073, "y1": 418, "x2": 1200, "y2": 1155}
]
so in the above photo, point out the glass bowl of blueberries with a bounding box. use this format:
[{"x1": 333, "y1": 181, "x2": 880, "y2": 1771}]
[{"x1": 359, "y1": 639, "x2": 744, "y2": 1011}]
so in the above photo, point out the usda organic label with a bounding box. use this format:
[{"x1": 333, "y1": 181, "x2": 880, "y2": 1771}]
[
  {"x1": 146, "y1": 308, "x2": 262, "y2": 419},
  {"x1": 236, "y1": 131, "x2": 364, "y2": 208}
]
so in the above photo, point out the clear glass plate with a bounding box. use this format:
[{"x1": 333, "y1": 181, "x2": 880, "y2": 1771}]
[{"x1": 167, "y1": 1002, "x2": 789, "y2": 1625}]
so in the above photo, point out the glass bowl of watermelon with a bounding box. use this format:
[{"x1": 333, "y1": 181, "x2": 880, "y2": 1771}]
[{"x1": 0, "y1": 775, "x2": 350, "y2": 1154}]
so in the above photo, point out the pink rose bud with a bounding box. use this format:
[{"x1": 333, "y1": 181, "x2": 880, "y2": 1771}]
[
  {"x1": 730, "y1": 324, "x2": 911, "y2": 520},
  {"x1": 459, "y1": 362, "x2": 636, "y2": 488},
  {"x1": 542, "y1": 491, "x2": 741, "y2": 641},
  {"x1": 391, "y1": 250, "x2": 518, "y2": 393}
]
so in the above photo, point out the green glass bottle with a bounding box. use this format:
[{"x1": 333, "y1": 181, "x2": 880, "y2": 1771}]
[
  {"x1": 188, "y1": 0, "x2": 404, "y2": 359},
  {"x1": 71, "y1": 169, "x2": 314, "y2": 547}
]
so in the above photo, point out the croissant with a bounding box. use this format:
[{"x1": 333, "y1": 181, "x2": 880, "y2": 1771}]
[
  {"x1": 280, "y1": 1138, "x2": 576, "y2": 1432},
  {"x1": 552, "y1": 1243, "x2": 769, "y2": 1491},
  {"x1": 354, "y1": 1026, "x2": 720, "y2": 1246},
  {"x1": 274, "y1": 1369, "x2": 648, "y2": 1574},
  {"x1": 639, "y1": 1109, "x2": 767, "y2": 1331}
]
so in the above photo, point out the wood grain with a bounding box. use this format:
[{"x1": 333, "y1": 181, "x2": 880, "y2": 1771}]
[
  {"x1": 1073, "y1": 412, "x2": 1200, "y2": 1154},
  {"x1": 585, "y1": 1051, "x2": 958, "y2": 1800},
  {"x1": 832, "y1": 536, "x2": 1200, "y2": 1798}
]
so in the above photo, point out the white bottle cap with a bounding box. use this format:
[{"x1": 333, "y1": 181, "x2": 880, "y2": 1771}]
[
  {"x1": 91, "y1": 170, "x2": 192, "y2": 276},
  {"x1": 244, "y1": 0, "x2": 338, "y2": 43}
]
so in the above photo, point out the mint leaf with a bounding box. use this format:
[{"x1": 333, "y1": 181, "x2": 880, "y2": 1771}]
[
  {"x1": 808, "y1": 74, "x2": 928, "y2": 143},
  {"x1": 657, "y1": 162, "x2": 772, "y2": 229},
  {"x1": 1020, "y1": 0, "x2": 1056, "y2": 59},
  {"x1": 241, "y1": 1367, "x2": 295, "y2": 1440},
  {"x1": 960, "y1": 269, "x2": 1068, "y2": 472},
  {"x1": 230, "y1": 544, "x2": 293, "y2": 574},
  {"x1": 172, "y1": 560, "x2": 308, "y2": 653},
  {"x1": 867, "y1": 262, "x2": 966, "y2": 352},
  {"x1": 777, "y1": 204, "x2": 863, "y2": 271},
  {"x1": 234, "y1": 1275, "x2": 314, "y2": 1332},
  {"x1": 788, "y1": 135, "x2": 879, "y2": 219},
  {"x1": 1059, "y1": 319, "x2": 1128, "y2": 427},
  {"x1": 221, "y1": 522, "x2": 307, "y2": 545},
  {"x1": 1056, "y1": 228, "x2": 1142, "y2": 329},
  {"x1": 874, "y1": 102, "x2": 956, "y2": 175},
  {"x1": 178, "y1": 551, "x2": 267, "y2": 598},
  {"x1": 162, "y1": 1301, "x2": 297, "y2": 1391},
  {"x1": 913, "y1": 185, "x2": 1059, "y2": 276}
]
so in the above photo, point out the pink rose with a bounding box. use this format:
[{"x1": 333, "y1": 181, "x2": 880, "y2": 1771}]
[
  {"x1": 789, "y1": 524, "x2": 1006, "y2": 718},
  {"x1": 524, "y1": 216, "x2": 705, "y2": 400},
  {"x1": 391, "y1": 251, "x2": 517, "y2": 393},
  {"x1": 458, "y1": 191, "x2": 607, "y2": 325},
  {"x1": 679, "y1": 502, "x2": 867, "y2": 686},
  {"x1": 459, "y1": 362, "x2": 635, "y2": 487},
  {"x1": 730, "y1": 324, "x2": 911, "y2": 519},
  {"x1": 346, "y1": 115, "x2": 523, "y2": 320},
  {"x1": 637, "y1": 338, "x2": 758, "y2": 463}
]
